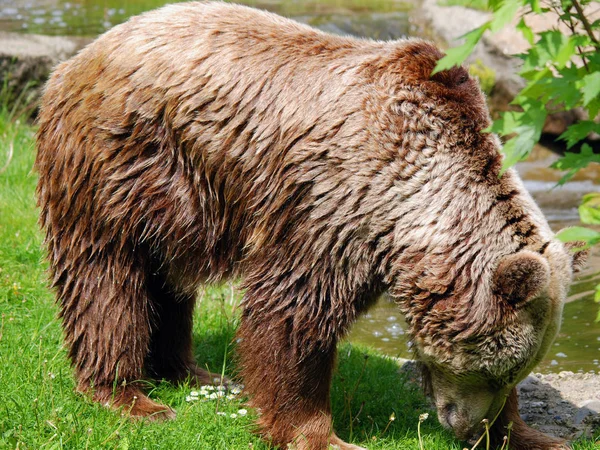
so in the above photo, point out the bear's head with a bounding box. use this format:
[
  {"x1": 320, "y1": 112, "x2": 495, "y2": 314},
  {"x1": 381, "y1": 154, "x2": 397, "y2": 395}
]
[
  {"x1": 377, "y1": 40, "x2": 590, "y2": 439},
  {"x1": 413, "y1": 242, "x2": 586, "y2": 439}
]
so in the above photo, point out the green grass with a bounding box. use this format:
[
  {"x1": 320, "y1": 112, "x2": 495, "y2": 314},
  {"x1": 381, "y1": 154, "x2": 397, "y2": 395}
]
[
  {"x1": 438, "y1": 0, "x2": 491, "y2": 11},
  {"x1": 1, "y1": 107, "x2": 599, "y2": 450}
]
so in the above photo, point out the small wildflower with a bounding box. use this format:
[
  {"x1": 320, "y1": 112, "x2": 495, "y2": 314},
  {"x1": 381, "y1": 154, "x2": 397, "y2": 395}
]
[
  {"x1": 209, "y1": 393, "x2": 218, "y2": 399},
  {"x1": 185, "y1": 396, "x2": 199, "y2": 402},
  {"x1": 200, "y1": 389, "x2": 209, "y2": 396},
  {"x1": 216, "y1": 385, "x2": 226, "y2": 391},
  {"x1": 226, "y1": 394, "x2": 235, "y2": 400},
  {"x1": 389, "y1": 412, "x2": 396, "y2": 422},
  {"x1": 237, "y1": 409, "x2": 248, "y2": 416},
  {"x1": 230, "y1": 384, "x2": 243, "y2": 395},
  {"x1": 419, "y1": 413, "x2": 429, "y2": 422},
  {"x1": 216, "y1": 412, "x2": 226, "y2": 416},
  {"x1": 190, "y1": 391, "x2": 199, "y2": 397},
  {"x1": 230, "y1": 413, "x2": 237, "y2": 418},
  {"x1": 201, "y1": 385, "x2": 215, "y2": 391}
]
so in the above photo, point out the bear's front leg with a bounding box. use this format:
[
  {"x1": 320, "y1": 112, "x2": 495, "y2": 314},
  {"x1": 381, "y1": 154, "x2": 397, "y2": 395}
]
[
  {"x1": 491, "y1": 388, "x2": 569, "y2": 450},
  {"x1": 237, "y1": 293, "x2": 364, "y2": 450}
]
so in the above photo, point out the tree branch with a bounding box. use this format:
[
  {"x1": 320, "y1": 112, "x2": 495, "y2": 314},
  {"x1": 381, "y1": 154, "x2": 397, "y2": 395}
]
[{"x1": 572, "y1": 0, "x2": 599, "y2": 46}]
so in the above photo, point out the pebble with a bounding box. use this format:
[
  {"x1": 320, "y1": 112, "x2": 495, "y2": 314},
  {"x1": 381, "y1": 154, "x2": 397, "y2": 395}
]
[{"x1": 530, "y1": 401, "x2": 546, "y2": 408}]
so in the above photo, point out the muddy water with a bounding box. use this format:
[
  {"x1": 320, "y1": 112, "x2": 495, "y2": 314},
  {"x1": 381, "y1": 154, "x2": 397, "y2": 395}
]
[{"x1": 2, "y1": 0, "x2": 598, "y2": 373}]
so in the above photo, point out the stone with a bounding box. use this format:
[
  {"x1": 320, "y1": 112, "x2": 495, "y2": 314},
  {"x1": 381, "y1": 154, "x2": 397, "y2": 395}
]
[
  {"x1": 519, "y1": 375, "x2": 540, "y2": 392},
  {"x1": 0, "y1": 31, "x2": 90, "y2": 106},
  {"x1": 574, "y1": 400, "x2": 600, "y2": 425}
]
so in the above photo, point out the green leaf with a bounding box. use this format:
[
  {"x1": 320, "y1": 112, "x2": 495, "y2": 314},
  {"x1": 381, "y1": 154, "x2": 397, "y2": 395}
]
[
  {"x1": 522, "y1": 31, "x2": 577, "y2": 70},
  {"x1": 516, "y1": 65, "x2": 587, "y2": 112},
  {"x1": 580, "y1": 72, "x2": 600, "y2": 106},
  {"x1": 523, "y1": 0, "x2": 541, "y2": 13},
  {"x1": 596, "y1": 284, "x2": 600, "y2": 322},
  {"x1": 558, "y1": 121, "x2": 600, "y2": 149},
  {"x1": 579, "y1": 193, "x2": 600, "y2": 225},
  {"x1": 490, "y1": 99, "x2": 546, "y2": 171},
  {"x1": 586, "y1": 96, "x2": 600, "y2": 121},
  {"x1": 516, "y1": 17, "x2": 534, "y2": 45},
  {"x1": 500, "y1": 122, "x2": 544, "y2": 171},
  {"x1": 490, "y1": 0, "x2": 521, "y2": 32},
  {"x1": 556, "y1": 226, "x2": 600, "y2": 246},
  {"x1": 595, "y1": 284, "x2": 600, "y2": 304},
  {"x1": 551, "y1": 144, "x2": 600, "y2": 184},
  {"x1": 433, "y1": 23, "x2": 490, "y2": 74},
  {"x1": 488, "y1": 110, "x2": 522, "y2": 135}
]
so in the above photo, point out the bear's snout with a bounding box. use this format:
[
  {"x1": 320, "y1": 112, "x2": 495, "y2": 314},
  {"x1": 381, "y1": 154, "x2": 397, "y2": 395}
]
[{"x1": 438, "y1": 402, "x2": 476, "y2": 440}]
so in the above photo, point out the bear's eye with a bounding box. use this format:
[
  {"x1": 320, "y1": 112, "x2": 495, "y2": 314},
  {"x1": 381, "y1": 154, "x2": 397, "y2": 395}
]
[{"x1": 458, "y1": 74, "x2": 469, "y2": 84}]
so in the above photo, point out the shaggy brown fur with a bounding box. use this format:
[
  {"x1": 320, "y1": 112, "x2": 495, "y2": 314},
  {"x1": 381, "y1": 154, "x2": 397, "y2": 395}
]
[{"x1": 35, "y1": 2, "x2": 586, "y2": 449}]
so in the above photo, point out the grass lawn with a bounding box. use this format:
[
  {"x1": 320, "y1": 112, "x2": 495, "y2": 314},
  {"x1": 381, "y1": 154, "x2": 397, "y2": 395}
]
[{"x1": 0, "y1": 107, "x2": 598, "y2": 450}]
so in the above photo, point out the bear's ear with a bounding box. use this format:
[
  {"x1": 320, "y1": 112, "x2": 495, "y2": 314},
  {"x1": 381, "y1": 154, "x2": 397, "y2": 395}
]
[
  {"x1": 493, "y1": 251, "x2": 550, "y2": 306},
  {"x1": 563, "y1": 241, "x2": 589, "y2": 273}
]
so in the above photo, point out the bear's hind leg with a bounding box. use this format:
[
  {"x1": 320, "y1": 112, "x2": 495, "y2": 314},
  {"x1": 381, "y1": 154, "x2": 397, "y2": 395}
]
[
  {"x1": 60, "y1": 255, "x2": 174, "y2": 419},
  {"x1": 144, "y1": 283, "x2": 226, "y2": 387}
]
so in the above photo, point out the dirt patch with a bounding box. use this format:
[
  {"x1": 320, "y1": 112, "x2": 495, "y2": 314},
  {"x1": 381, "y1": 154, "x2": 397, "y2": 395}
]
[{"x1": 518, "y1": 372, "x2": 600, "y2": 441}]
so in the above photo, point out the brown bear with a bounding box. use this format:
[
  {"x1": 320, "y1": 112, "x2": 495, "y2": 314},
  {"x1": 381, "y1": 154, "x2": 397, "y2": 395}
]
[{"x1": 35, "y1": 2, "x2": 587, "y2": 449}]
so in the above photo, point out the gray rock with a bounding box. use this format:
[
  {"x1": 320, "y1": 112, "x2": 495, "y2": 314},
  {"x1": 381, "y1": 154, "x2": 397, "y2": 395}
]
[
  {"x1": 574, "y1": 400, "x2": 600, "y2": 425},
  {"x1": 519, "y1": 375, "x2": 540, "y2": 392},
  {"x1": 0, "y1": 31, "x2": 91, "y2": 105},
  {"x1": 579, "y1": 400, "x2": 600, "y2": 413}
]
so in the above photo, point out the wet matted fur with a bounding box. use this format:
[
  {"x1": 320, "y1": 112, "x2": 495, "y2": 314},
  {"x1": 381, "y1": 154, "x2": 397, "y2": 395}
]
[{"x1": 35, "y1": 2, "x2": 586, "y2": 449}]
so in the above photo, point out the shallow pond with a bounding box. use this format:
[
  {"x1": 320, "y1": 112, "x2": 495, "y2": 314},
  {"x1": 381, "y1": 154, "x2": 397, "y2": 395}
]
[
  {"x1": 0, "y1": 0, "x2": 415, "y2": 37},
  {"x1": 2, "y1": 0, "x2": 599, "y2": 373}
]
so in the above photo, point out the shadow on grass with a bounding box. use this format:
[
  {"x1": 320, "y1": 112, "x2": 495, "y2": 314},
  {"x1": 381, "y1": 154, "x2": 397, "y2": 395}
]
[
  {"x1": 331, "y1": 343, "x2": 457, "y2": 447},
  {"x1": 187, "y1": 306, "x2": 456, "y2": 449}
]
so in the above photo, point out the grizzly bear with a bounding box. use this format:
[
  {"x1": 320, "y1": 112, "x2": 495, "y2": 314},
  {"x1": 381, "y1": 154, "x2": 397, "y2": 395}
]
[{"x1": 35, "y1": 2, "x2": 586, "y2": 449}]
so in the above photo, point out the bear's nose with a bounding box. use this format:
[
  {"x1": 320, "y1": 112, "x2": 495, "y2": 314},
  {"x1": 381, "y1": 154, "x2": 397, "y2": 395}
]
[
  {"x1": 443, "y1": 403, "x2": 458, "y2": 429},
  {"x1": 442, "y1": 403, "x2": 474, "y2": 440}
]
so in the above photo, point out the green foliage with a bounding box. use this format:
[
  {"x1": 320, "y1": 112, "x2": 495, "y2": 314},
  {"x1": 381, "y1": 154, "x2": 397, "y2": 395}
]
[
  {"x1": 434, "y1": 0, "x2": 599, "y2": 168},
  {"x1": 551, "y1": 144, "x2": 600, "y2": 184},
  {"x1": 556, "y1": 226, "x2": 600, "y2": 246},
  {"x1": 433, "y1": 25, "x2": 489, "y2": 74},
  {"x1": 440, "y1": 0, "x2": 492, "y2": 11},
  {"x1": 596, "y1": 284, "x2": 600, "y2": 322},
  {"x1": 579, "y1": 192, "x2": 600, "y2": 224}
]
